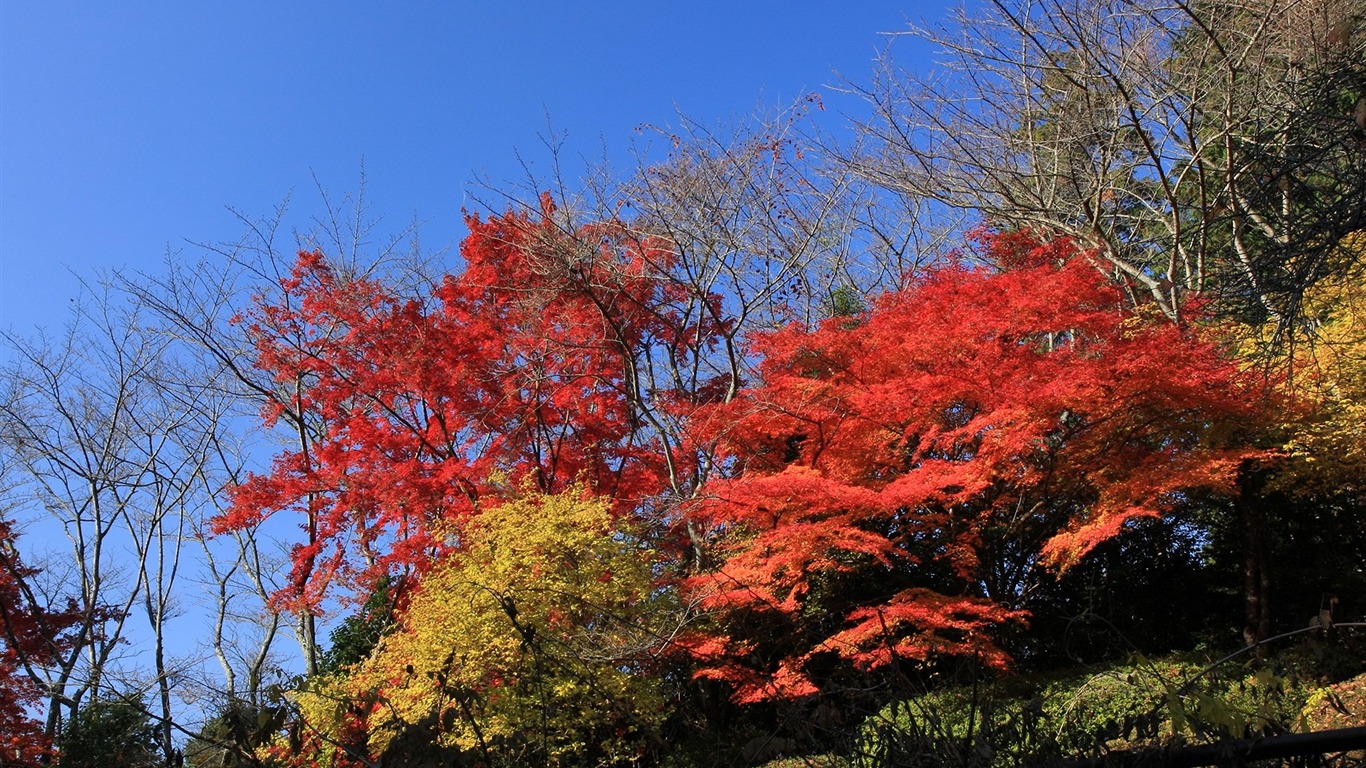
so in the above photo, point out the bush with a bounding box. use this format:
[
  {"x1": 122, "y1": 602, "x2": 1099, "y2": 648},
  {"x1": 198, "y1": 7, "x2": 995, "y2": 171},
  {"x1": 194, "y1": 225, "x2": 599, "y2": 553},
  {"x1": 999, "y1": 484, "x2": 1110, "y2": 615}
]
[
  {"x1": 850, "y1": 653, "x2": 1326, "y2": 767},
  {"x1": 56, "y1": 699, "x2": 161, "y2": 768}
]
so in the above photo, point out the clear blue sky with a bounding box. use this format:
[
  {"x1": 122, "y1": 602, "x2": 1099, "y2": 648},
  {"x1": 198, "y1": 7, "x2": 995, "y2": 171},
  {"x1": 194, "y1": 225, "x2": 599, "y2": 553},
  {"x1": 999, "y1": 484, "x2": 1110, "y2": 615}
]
[{"x1": 1, "y1": 2, "x2": 940, "y2": 333}]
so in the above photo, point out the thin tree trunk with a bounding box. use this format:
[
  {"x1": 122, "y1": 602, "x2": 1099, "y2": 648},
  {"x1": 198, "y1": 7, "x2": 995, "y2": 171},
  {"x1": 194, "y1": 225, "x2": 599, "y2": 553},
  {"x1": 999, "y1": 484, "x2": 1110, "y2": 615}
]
[{"x1": 1238, "y1": 467, "x2": 1272, "y2": 655}]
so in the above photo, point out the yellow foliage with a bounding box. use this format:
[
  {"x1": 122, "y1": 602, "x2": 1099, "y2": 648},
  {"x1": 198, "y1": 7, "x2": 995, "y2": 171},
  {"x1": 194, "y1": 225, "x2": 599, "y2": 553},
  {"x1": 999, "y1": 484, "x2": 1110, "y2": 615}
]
[
  {"x1": 278, "y1": 487, "x2": 671, "y2": 767},
  {"x1": 1249, "y1": 232, "x2": 1366, "y2": 495}
]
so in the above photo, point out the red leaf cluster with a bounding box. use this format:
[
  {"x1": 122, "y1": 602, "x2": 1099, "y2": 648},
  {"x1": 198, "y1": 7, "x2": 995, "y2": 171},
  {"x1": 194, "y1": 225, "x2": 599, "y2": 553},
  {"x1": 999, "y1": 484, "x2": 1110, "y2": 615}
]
[
  {"x1": 683, "y1": 233, "x2": 1270, "y2": 700},
  {"x1": 219, "y1": 201, "x2": 727, "y2": 609},
  {"x1": 0, "y1": 520, "x2": 84, "y2": 763}
]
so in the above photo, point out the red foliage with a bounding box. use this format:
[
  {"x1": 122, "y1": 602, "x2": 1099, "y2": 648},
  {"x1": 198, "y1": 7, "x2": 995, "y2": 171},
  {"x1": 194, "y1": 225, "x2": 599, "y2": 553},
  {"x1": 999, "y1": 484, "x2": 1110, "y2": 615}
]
[
  {"x1": 219, "y1": 199, "x2": 727, "y2": 610},
  {"x1": 683, "y1": 233, "x2": 1270, "y2": 701},
  {"x1": 0, "y1": 520, "x2": 83, "y2": 763}
]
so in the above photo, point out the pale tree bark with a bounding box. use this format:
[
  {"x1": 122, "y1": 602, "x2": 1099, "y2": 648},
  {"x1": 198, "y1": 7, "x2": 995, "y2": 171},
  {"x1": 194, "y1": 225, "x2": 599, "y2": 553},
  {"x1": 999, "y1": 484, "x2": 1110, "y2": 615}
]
[
  {"x1": 839, "y1": 0, "x2": 1366, "y2": 328},
  {"x1": 0, "y1": 285, "x2": 210, "y2": 761},
  {"x1": 118, "y1": 366, "x2": 237, "y2": 762},
  {"x1": 192, "y1": 428, "x2": 286, "y2": 711}
]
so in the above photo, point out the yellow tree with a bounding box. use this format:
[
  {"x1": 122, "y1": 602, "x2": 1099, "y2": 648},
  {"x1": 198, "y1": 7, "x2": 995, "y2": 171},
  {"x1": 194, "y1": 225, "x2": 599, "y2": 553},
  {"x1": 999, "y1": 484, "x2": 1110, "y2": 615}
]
[
  {"x1": 1228, "y1": 232, "x2": 1366, "y2": 645},
  {"x1": 1253, "y1": 233, "x2": 1366, "y2": 494},
  {"x1": 272, "y1": 488, "x2": 672, "y2": 767}
]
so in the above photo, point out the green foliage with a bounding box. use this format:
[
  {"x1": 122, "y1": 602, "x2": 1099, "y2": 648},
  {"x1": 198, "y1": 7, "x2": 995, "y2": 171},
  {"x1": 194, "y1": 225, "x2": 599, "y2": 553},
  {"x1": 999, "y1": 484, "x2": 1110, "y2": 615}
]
[
  {"x1": 851, "y1": 654, "x2": 1324, "y2": 767},
  {"x1": 185, "y1": 698, "x2": 289, "y2": 768},
  {"x1": 317, "y1": 576, "x2": 397, "y2": 675},
  {"x1": 824, "y1": 285, "x2": 867, "y2": 320},
  {"x1": 56, "y1": 699, "x2": 162, "y2": 768},
  {"x1": 853, "y1": 685, "x2": 1049, "y2": 768}
]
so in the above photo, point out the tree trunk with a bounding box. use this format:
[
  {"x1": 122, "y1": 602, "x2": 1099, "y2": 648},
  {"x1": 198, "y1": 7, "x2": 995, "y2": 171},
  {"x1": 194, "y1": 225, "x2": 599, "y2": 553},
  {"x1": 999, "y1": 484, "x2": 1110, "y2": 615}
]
[{"x1": 1238, "y1": 467, "x2": 1273, "y2": 654}]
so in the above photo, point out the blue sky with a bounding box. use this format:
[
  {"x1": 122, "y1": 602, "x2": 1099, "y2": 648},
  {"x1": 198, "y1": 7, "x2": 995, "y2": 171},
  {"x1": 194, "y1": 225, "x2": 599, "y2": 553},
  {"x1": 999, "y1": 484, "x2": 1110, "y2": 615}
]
[{"x1": 2, "y1": 2, "x2": 940, "y2": 333}]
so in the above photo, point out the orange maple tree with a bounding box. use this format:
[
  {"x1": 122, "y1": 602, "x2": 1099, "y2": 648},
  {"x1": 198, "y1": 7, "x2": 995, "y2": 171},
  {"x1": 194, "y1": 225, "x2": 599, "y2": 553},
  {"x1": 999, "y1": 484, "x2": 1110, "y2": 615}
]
[
  {"x1": 221, "y1": 211, "x2": 1276, "y2": 710},
  {"x1": 681, "y1": 232, "x2": 1272, "y2": 702}
]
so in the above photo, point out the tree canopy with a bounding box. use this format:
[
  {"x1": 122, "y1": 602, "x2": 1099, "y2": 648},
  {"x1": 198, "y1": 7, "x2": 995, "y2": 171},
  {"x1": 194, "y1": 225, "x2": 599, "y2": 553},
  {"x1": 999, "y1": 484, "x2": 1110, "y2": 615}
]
[
  {"x1": 272, "y1": 487, "x2": 671, "y2": 768},
  {"x1": 679, "y1": 231, "x2": 1272, "y2": 702}
]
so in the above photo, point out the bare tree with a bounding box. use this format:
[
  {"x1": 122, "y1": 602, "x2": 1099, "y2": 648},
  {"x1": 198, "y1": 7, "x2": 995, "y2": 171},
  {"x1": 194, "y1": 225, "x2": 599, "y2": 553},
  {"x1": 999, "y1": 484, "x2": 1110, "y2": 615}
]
[
  {"x1": 841, "y1": 0, "x2": 1366, "y2": 326},
  {"x1": 191, "y1": 429, "x2": 288, "y2": 711},
  {"x1": 0, "y1": 176, "x2": 425, "y2": 754},
  {"x1": 0, "y1": 286, "x2": 210, "y2": 761}
]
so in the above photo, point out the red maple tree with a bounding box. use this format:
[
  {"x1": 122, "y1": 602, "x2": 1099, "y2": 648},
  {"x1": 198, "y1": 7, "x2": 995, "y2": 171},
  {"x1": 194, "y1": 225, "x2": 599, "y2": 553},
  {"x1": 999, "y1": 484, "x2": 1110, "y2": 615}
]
[
  {"x1": 0, "y1": 519, "x2": 84, "y2": 763},
  {"x1": 220, "y1": 198, "x2": 728, "y2": 610},
  {"x1": 681, "y1": 232, "x2": 1271, "y2": 702}
]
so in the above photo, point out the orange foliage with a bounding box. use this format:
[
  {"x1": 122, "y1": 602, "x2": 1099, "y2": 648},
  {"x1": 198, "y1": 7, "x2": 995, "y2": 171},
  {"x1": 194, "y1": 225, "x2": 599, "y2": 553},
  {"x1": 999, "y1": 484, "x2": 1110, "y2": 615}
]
[{"x1": 683, "y1": 232, "x2": 1271, "y2": 701}]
